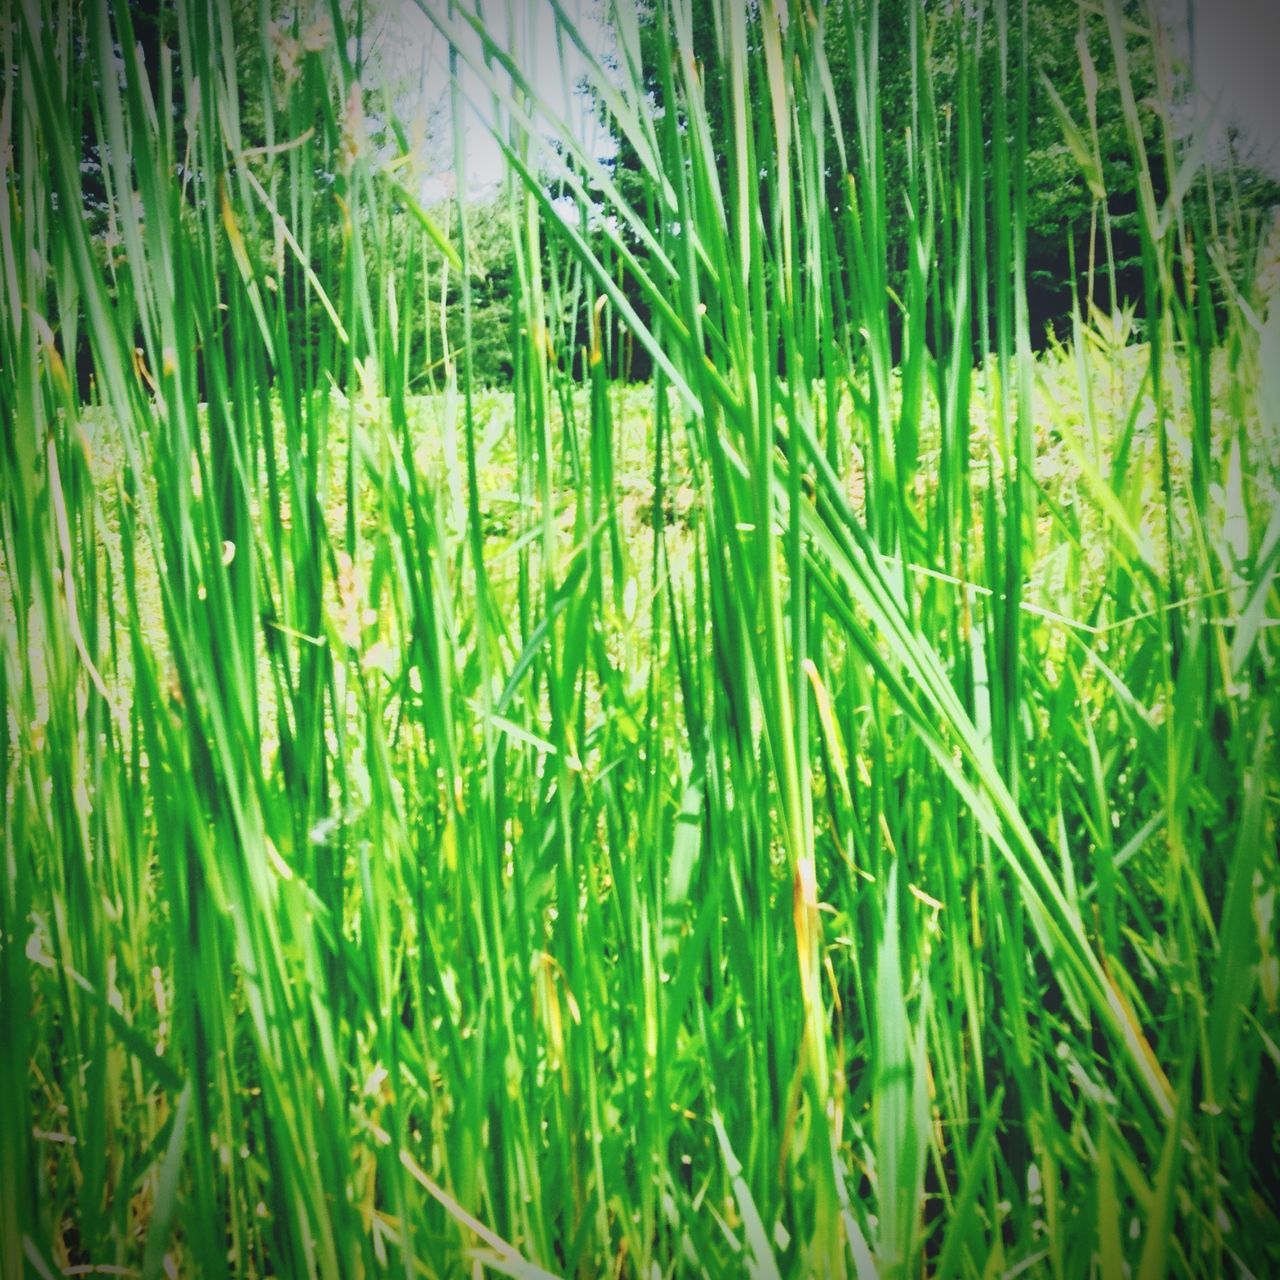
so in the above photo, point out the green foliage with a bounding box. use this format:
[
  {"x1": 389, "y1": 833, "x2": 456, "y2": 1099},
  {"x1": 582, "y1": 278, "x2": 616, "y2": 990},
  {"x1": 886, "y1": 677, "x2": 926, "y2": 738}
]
[
  {"x1": 591, "y1": 0, "x2": 1280, "y2": 362},
  {"x1": 3, "y1": 0, "x2": 1279, "y2": 1277}
]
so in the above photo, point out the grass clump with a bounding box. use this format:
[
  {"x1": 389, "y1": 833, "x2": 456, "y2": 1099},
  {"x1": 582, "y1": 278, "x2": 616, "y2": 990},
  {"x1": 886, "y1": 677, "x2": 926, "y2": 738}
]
[{"x1": 2, "y1": 0, "x2": 1278, "y2": 1277}]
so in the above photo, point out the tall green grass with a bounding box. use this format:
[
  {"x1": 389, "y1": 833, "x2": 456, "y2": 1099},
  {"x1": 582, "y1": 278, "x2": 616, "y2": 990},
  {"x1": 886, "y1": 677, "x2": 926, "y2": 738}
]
[{"x1": 2, "y1": 0, "x2": 1278, "y2": 1276}]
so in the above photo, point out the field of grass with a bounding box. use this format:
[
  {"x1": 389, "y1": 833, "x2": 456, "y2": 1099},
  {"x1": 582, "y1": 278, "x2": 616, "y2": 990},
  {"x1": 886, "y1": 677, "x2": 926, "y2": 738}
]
[{"x1": 3, "y1": 0, "x2": 1280, "y2": 1277}]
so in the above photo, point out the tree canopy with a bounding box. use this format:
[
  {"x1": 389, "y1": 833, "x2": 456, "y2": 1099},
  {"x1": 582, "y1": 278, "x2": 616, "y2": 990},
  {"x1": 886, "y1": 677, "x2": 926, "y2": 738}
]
[{"x1": 583, "y1": 0, "x2": 1279, "y2": 379}]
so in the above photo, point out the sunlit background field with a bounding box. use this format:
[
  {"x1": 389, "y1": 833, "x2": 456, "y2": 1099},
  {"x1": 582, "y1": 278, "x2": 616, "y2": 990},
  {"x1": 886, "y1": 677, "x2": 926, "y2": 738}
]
[{"x1": 3, "y1": 0, "x2": 1280, "y2": 1276}]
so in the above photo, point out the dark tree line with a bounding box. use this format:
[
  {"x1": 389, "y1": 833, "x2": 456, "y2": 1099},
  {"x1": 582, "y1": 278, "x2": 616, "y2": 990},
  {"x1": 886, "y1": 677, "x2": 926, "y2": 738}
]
[
  {"x1": 575, "y1": 0, "x2": 1279, "y2": 381},
  {"x1": 49, "y1": 0, "x2": 1280, "y2": 394}
]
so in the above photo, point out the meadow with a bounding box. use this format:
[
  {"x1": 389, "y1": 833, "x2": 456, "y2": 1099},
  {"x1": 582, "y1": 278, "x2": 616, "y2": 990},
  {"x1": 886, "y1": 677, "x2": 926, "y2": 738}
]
[{"x1": 3, "y1": 0, "x2": 1279, "y2": 1277}]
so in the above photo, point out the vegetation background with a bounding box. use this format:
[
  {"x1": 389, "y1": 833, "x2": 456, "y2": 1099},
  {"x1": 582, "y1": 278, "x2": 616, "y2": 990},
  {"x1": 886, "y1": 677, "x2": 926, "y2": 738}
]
[{"x1": 3, "y1": 0, "x2": 1279, "y2": 1277}]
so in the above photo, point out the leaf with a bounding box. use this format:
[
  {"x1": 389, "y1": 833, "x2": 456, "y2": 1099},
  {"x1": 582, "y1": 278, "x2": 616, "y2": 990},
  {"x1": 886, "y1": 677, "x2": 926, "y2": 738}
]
[
  {"x1": 712, "y1": 1111, "x2": 783, "y2": 1280},
  {"x1": 1041, "y1": 73, "x2": 1105, "y2": 200},
  {"x1": 1262, "y1": 293, "x2": 1280, "y2": 440},
  {"x1": 141, "y1": 1080, "x2": 193, "y2": 1280},
  {"x1": 1096, "y1": 1123, "x2": 1126, "y2": 1280},
  {"x1": 666, "y1": 778, "x2": 703, "y2": 910},
  {"x1": 934, "y1": 1087, "x2": 1005, "y2": 1280},
  {"x1": 385, "y1": 174, "x2": 464, "y2": 271},
  {"x1": 1136, "y1": 1067, "x2": 1192, "y2": 1280},
  {"x1": 1207, "y1": 711, "x2": 1272, "y2": 1099}
]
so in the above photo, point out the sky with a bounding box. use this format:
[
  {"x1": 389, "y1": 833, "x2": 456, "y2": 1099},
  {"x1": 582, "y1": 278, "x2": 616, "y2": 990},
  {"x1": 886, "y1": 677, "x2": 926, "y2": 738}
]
[
  {"x1": 372, "y1": 0, "x2": 612, "y2": 196},
  {"x1": 1181, "y1": 0, "x2": 1280, "y2": 176},
  {"x1": 371, "y1": 0, "x2": 1280, "y2": 190}
]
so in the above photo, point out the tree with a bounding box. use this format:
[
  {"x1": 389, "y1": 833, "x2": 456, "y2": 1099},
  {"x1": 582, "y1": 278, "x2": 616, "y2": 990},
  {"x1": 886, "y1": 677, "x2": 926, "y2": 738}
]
[{"x1": 583, "y1": 0, "x2": 1279, "y2": 364}]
